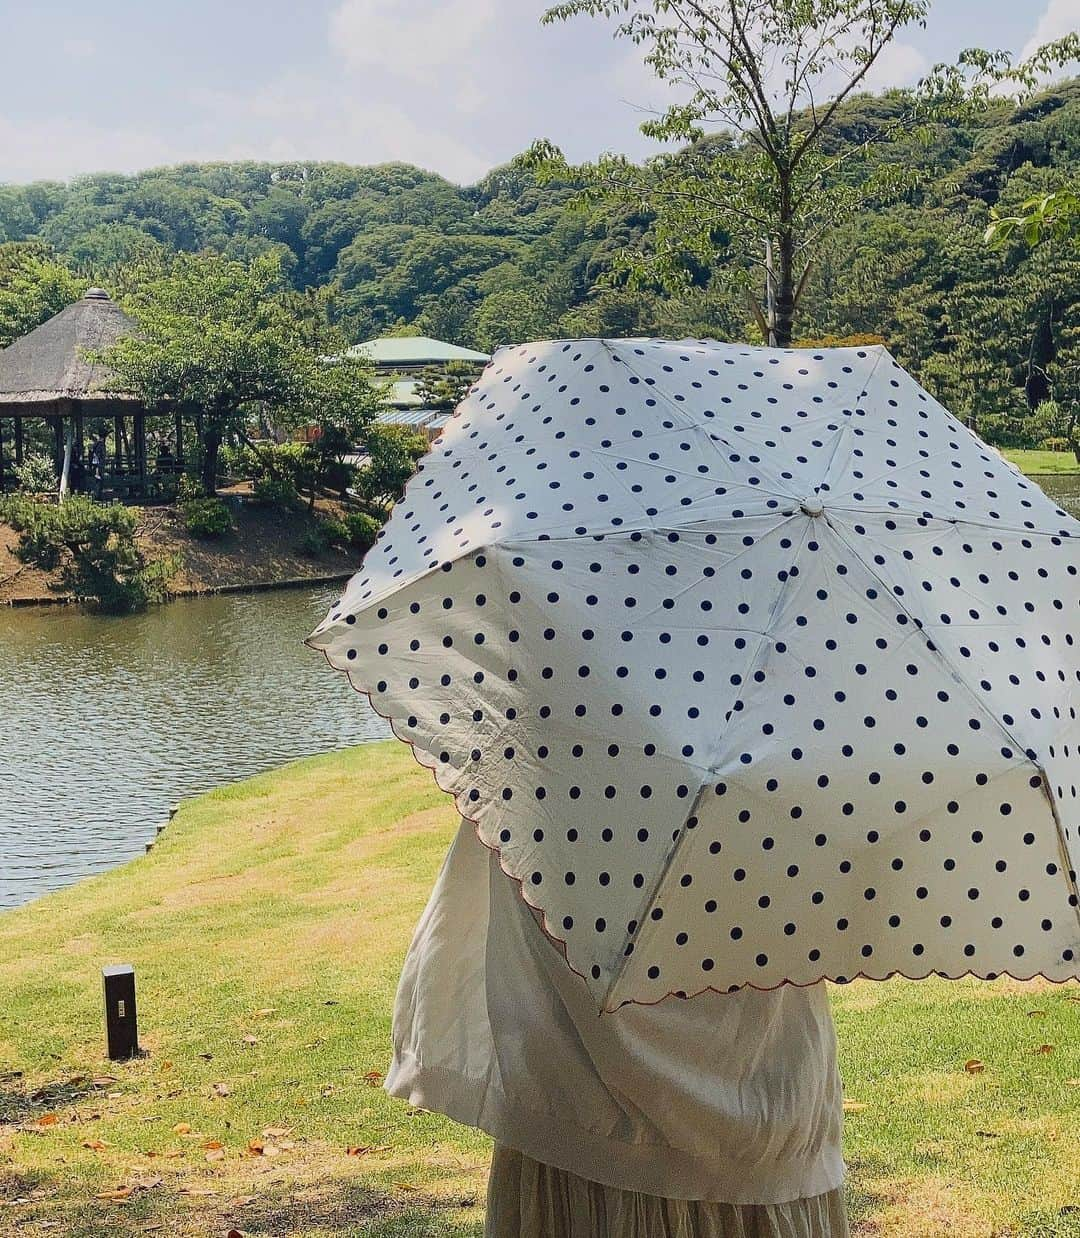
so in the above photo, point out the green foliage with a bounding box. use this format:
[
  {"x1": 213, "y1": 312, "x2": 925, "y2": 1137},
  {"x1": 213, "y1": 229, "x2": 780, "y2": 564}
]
[
  {"x1": 987, "y1": 186, "x2": 1079, "y2": 247},
  {"x1": 252, "y1": 473, "x2": 300, "y2": 511},
  {"x1": 176, "y1": 474, "x2": 207, "y2": 503},
  {"x1": 0, "y1": 241, "x2": 83, "y2": 348},
  {"x1": 413, "y1": 361, "x2": 477, "y2": 411},
  {"x1": 11, "y1": 452, "x2": 58, "y2": 494},
  {"x1": 180, "y1": 496, "x2": 232, "y2": 539},
  {"x1": 352, "y1": 425, "x2": 428, "y2": 512},
  {"x1": 344, "y1": 509, "x2": 381, "y2": 551},
  {"x1": 0, "y1": 495, "x2": 175, "y2": 612}
]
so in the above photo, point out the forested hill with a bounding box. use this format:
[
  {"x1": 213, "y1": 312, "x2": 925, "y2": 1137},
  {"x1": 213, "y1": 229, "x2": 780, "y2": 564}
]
[{"x1": 0, "y1": 80, "x2": 1077, "y2": 438}]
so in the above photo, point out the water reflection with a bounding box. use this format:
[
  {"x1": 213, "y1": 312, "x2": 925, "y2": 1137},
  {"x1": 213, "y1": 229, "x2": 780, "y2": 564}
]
[{"x1": 0, "y1": 587, "x2": 388, "y2": 909}]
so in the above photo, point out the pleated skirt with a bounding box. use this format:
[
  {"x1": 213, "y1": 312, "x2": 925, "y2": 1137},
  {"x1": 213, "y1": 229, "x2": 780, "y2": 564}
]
[{"x1": 485, "y1": 1146, "x2": 850, "y2": 1238}]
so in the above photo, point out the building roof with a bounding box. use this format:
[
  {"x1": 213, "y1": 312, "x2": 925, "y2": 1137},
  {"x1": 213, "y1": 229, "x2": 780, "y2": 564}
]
[
  {"x1": 347, "y1": 335, "x2": 490, "y2": 367},
  {"x1": 376, "y1": 406, "x2": 445, "y2": 427},
  {"x1": 0, "y1": 288, "x2": 139, "y2": 406}
]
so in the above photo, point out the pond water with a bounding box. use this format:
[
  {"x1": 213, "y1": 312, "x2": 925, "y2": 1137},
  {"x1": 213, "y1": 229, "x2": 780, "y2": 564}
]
[
  {"x1": 0, "y1": 586, "x2": 388, "y2": 909},
  {"x1": 1, "y1": 473, "x2": 1077, "y2": 912}
]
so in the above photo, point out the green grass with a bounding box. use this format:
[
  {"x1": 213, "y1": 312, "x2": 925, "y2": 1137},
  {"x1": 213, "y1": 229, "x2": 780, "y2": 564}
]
[
  {"x1": 0, "y1": 741, "x2": 1077, "y2": 1237},
  {"x1": 1003, "y1": 448, "x2": 1080, "y2": 475}
]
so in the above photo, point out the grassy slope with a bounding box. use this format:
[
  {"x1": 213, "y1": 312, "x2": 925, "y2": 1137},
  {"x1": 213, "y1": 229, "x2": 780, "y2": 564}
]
[
  {"x1": 0, "y1": 742, "x2": 1077, "y2": 1237},
  {"x1": 1002, "y1": 449, "x2": 1080, "y2": 476}
]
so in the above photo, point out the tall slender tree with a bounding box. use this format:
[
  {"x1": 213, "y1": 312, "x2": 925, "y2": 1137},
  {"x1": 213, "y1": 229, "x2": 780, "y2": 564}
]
[{"x1": 530, "y1": 3, "x2": 1074, "y2": 346}]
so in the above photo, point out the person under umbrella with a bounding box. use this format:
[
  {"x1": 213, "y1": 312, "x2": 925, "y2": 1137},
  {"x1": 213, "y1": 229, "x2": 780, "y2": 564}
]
[{"x1": 309, "y1": 338, "x2": 1079, "y2": 1237}]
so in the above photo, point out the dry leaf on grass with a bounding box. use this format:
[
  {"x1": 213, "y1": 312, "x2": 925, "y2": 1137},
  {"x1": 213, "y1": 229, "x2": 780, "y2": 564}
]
[
  {"x1": 95, "y1": 1186, "x2": 135, "y2": 1202},
  {"x1": 363, "y1": 1070, "x2": 383, "y2": 1086},
  {"x1": 393, "y1": 1182, "x2": 418, "y2": 1192},
  {"x1": 842, "y1": 1100, "x2": 869, "y2": 1113},
  {"x1": 213, "y1": 1083, "x2": 232, "y2": 1098},
  {"x1": 172, "y1": 1122, "x2": 192, "y2": 1135},
  {"x1": 241, "y1": 1035, "x2": 258, "y2": 1047},
  {"x1": 262, "y1": 1125, "x2": 291, "y2": 1139},
  {"x1": 963, "y1": 1059, "x2": 986, "y2": 1074},
  {"x1": 1033, "y1": 1044, "x2": 1055, "y2": 1055},
  {"x1": 82, "y1": 1139, "x2": 108, "y2": 1151}
]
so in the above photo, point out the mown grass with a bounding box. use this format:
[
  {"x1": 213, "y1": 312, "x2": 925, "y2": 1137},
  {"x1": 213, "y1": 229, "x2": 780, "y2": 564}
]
[
  {"x1": 1003, "y1": 449, "x2": 1080, "y2": 475},
  {"x1": 0, "y1": 741, "x2": 1077, "y2": 1237}
]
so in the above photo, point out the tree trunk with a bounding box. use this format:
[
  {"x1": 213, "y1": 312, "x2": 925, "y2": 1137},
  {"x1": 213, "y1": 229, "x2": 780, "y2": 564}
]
[
  {"x1": 771, "y1": 229, "x2": 797, "y2": 349},
  {"x1": 202, "y1": 431, "x2": 221, "y2": 496}
]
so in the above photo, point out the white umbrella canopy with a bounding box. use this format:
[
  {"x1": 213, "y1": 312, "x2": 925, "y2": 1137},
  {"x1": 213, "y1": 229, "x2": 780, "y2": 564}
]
[{"x1": 308, "y1": 338, "x2": 1080, "y2": 1011}]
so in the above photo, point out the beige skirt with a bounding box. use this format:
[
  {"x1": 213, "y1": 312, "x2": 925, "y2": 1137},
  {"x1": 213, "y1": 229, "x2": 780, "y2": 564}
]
[{"x1": 485, "y1": 1146, "x2": 850, "y2": 1238}]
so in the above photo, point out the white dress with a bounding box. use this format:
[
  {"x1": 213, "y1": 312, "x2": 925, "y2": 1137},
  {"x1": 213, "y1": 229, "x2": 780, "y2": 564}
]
[{"x1": 386, "y1": 819, "x2": 846, "y2": 1226}]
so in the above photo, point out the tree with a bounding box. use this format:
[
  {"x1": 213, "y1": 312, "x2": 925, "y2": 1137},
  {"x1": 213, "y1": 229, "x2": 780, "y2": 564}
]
[
  {"x1": 413, "y1": 361, "x2": 479, "y2": 411},
  {"x1": 352, "y1": 425, "x2": 428, "y2": 513},
  {"x1": 0, "y1": 242, "x2": 82, "y2": 348},
  {"x1": 528, "y1": 1, "x2": 1054, "y2": 346},
  {"x1": 101, "y1": 254, "x2": 332, "y2": 493},
  {"x1": 296, "y1": 357, "x2": 384, "y2": 507}
]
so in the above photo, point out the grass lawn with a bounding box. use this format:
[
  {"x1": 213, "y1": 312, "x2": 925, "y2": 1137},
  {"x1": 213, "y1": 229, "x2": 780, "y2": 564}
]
[
  {"x1": 0, "y1": 741, "x2": 1077, "y2": 1237},
  {"x1": 1002, "y1": 449, "x2": 1080, "y2": 475}
]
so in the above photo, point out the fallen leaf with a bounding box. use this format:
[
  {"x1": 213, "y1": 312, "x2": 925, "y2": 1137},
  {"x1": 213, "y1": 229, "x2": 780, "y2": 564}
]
[
  {"x1": 159, "y1": 1061, "x2": 173, "y2": 1073},
  {"x1": 262, "y1": 1125, "x2": 291, "y2": 1139},
  {"x1": 346, "y1": 1145, "x2": 370, "y2": 1157},
  {"x1": 202, "y1": 1139, "x2": 225, "y2": 1150},
  {"x1": 226, "y1": 1229, "x2": 246, "y2": 1238},
  {"x1": 228, "y1": 1195, "x2": 256, "y2": 1207},
  {"x1": 363, "y1": 1070, "x2": 383, "y2": 1087},
  {"x1": 35, "y1": 1113, "x2": 60, "y2": 1127},
  {"x1": 198, "y1": 1053, "x2": 214, "y2": 1061},
  {"x1": 241, "y1": 1035, "x2": 258, "y2": 1047},
  {"x1": 842, "y1": 1100, "x2": 869, "y2": 1113},
  {"x1": 179, "y1": 1186, "x2": 218, "y2": 1197},
  {"x1": 246, "y1": 1140, "x2": 264, "y2": 1156},
  {"x1": 96, "y1": 1186, "x2": 135, "y2": 1202},
  {"x1": 82, "y1": 1139, "x2": 108, "y2": 1151},
  {"x1": 1027, "y1": 1009, "x2": 1047, "y2": 1018},
  {"x1": 975, "y1": 1129, "x2": 999, "y2": 1138},
  {"x1": 964, "y1": 1059, "x2": 986, "y2": 1074},
  {"x1": 172, "y1": 1122, "x2": 192, "y2": 1134},
  {"x1": 1034, "y1": 1044, "x2": 1055, "y2": 1055},
  {"x1": 213, "y1": 1083, "x2": 232, "y2": 1098},
  {"x1": 204, "y1": 1148, "x2": 225, "y2": 1162},
  {"x1": 254, "y1": 1008, "x2": 276, "y2": 1018},
  {"x1": 393, "y1": 1182, "x2": 418, "y2": 1192}
]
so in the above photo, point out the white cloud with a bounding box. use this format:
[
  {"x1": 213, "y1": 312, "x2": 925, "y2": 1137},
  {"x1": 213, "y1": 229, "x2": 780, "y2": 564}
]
[
  {"x1": 329, "y1": 0, "x2": 498, "y2": 78},
  {"x1": 0, "y1": 113, "x2": 189, "y2": 182},
  {"x1": 859, "y1": 41, "x2": 928, "y2": 92},
  {"x1": 1019, "y1": 0, "x2": 1080, "y2": 60},
  {"x1": 61, "y1": 37, "x2": 97, "y2": 61}
]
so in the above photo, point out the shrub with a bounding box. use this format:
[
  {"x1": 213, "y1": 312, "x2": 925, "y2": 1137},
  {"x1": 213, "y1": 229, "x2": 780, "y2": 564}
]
[
  {"x1": 13, "y1": 453, "x2": 57, "y2": 494},
  {"x1": 345, "y1": 510, "x2": 381, "y2": 551},
  {"x1": 176, "y1": 474, "x2": 206, "y2": 503},
  {"x1": 298, "y1": 525, "x2": 331, "y2": 557},
  {"x1": 1039, "y1": 437, "x2": 1071, "y2": 453},
  {"x1": 180, "y1": 496, "x2": 232, "y2": 539},
  {"x1": 2, "y1": 495, "x2": 176, "y2": 613},
  {"x1": 253, "y1": 474, "x2": 299, "y2": 510}
]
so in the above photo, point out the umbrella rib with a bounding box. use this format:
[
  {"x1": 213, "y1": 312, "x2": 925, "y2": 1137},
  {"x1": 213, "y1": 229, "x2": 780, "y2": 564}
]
[
  {"x1": 601, "y1": 341, "x2": 801, "y2": 504},
  {"x1": 601, "y1": 515, "x2": 817, "y2": 1010},
  {"x1": 825, "y1": 516, "x2": 1080, "y2": 930},
  {"x1": 821, "y1": 504, "x2": 1078, "y2": 540}
]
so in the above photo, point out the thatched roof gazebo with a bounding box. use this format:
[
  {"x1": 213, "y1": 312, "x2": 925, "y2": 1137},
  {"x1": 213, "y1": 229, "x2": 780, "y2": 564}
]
[{"x1": 0, "y1": 288, "x2": 181, "y2": 498}]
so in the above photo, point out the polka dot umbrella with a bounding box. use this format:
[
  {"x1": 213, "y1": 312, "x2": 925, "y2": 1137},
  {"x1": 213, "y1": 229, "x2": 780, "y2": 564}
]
[{"x1": 308, "y1": 338, "x2": 1080, "y2": 1010}]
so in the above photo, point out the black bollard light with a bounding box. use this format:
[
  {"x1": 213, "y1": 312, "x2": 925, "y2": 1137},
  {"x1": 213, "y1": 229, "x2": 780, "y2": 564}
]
[{"x1": 102, "y1": 964, "x2": 139, "y2": 1061}]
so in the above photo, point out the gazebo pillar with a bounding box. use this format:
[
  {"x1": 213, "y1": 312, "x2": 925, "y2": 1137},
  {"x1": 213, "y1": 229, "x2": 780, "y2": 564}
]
[
  {"x1": 134, "y1": 410, "x2": 147, "y2": 497},
  {"x1": 0, "y1": 418, "x2": 6, "y2": 491},
  {"x1": 14, "y1": 416, "x2": 23, "y2": 466},
  {"x1": 113, "y1": 413, "x2": 123, "y2": 472},
  {"x1": 174, "y1": 411, "x2": 184, "y2": 468},
  {"x1": 52, "y1": 416, "x2": 64, "y2": 477}
]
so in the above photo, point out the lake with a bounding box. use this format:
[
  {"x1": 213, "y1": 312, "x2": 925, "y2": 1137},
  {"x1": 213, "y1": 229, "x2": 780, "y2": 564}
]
[
  {"x1": 0, "y1": 585, "x2": 388, "y2": 909},
  {"x1": 1, "y1": 472, "x2": 1077, "y2": 911}
]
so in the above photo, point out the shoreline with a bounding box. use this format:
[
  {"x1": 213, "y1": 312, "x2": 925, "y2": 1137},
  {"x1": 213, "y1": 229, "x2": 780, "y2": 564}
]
[{"x1": 2, "y1": 569, "x2": 353, "y2": 609}]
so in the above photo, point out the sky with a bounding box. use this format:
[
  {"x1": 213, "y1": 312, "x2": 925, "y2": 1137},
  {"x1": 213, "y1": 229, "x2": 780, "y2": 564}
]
[{"x1": 0, "y1": 0, "x2": 1075, "y2": 187}]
